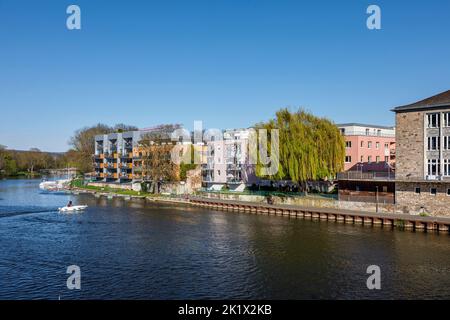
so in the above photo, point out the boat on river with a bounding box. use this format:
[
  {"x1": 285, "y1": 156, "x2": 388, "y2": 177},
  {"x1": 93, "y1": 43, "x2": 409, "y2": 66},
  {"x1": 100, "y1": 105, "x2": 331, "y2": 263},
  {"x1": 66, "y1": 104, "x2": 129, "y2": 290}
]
[{"x1": 58, "y1": 205, "x2": 88, "y2": 212}]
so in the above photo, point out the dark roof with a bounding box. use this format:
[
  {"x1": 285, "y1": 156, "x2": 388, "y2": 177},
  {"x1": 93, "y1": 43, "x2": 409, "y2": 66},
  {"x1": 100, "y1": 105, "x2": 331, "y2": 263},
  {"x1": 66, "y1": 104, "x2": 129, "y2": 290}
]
[
  {"x1": 392, "y1": 90, "x2": 450, "y2": 113},
  {"x1": 336, "y1": 123, "x2": 394, "y2": 130},
  {"x1": 347, "y1": 161, "x2": 394, "y2": 173}
]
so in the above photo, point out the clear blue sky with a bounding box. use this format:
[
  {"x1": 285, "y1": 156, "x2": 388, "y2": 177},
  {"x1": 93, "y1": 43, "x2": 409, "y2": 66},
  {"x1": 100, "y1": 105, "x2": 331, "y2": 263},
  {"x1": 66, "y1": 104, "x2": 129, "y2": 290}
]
[{"x1": 1, "y1": 0, "x2": 449, "y2": 152}]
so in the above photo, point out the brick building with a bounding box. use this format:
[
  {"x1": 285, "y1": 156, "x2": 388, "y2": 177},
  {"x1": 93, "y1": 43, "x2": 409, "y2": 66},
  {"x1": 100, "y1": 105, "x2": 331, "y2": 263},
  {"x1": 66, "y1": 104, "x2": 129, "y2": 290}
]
[{"x1": 393, "y1": 89, "x2": 450, "y2": 216}]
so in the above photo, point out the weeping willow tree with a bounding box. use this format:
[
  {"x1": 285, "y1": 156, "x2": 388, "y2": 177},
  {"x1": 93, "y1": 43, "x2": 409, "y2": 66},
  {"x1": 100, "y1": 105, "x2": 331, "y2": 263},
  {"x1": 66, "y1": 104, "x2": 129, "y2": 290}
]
[{"x1": 256, "y1": 108, "x2": 345, "y2": 187}]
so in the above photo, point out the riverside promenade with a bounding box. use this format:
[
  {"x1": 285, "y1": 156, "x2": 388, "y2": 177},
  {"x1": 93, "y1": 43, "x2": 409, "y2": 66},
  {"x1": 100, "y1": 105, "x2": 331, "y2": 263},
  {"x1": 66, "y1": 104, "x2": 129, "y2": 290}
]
[{"x1": 71, "y1": 188, "x2": 450, "y2": 234}]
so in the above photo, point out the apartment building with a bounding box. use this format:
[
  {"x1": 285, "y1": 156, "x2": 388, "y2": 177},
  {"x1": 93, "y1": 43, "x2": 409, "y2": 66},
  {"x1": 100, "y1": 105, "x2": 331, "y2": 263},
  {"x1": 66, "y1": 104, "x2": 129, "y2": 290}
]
[
  {"x1": 337, "y1": 123, "x2": 396, "y2": 171},
  {"x1": 393, "y1": 89, "x2": 450, "y2": 215},
  {"x1": 94, "y1": 131, "x2": 143, "y2": 182},
  {"x1": 202, "y1": 128, "x2": 258, "y2": 191}
]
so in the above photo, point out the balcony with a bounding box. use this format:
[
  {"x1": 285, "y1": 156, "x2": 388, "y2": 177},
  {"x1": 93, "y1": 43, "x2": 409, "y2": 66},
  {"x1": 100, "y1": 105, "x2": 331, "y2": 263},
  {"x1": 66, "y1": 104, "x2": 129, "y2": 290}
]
[
  {"x1": 121, "y1": 152, "x2": 133, "y2": 159},
  {"x1": 337, "y1": 171, "x2": 395, "y2": 181},
  {"x1": 203, "y1": 175, "x2": 214, "y2": 182},
  {"x1": 120, "y1": 173, "x2": 133, "y2": 180},
  {"x1": 203, "y1": 163, "x2": 214, "y2": 170},
  {"x1": 227, "y1": 164, "x2": 242, "y2": 171},
  {"x1": 227, "y1": 177, "x2": 243, "y2": 184},
  {"x1": 120, "y1": 162, "x2": 133, "y2": 169}
]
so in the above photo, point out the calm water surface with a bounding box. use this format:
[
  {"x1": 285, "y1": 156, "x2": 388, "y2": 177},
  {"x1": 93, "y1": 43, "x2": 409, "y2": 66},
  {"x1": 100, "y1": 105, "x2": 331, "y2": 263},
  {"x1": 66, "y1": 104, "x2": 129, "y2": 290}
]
[{"x1": 0, "y1": 179, "x2": 449, "y2": 299}]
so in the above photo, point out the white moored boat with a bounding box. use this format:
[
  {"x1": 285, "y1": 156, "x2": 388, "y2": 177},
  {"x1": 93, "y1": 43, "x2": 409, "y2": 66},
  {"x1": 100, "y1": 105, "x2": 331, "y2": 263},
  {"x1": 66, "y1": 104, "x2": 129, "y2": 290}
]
[{"x1": 58, "y1": 205, "x2": 88, "y2": 212}]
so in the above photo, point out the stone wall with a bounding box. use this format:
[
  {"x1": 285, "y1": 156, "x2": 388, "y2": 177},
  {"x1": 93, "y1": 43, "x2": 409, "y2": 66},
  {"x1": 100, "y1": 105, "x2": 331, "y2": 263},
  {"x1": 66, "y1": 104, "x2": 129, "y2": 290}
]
[
  {"x1": 87, "y1": 182, "x2": 132, "y2": 190},
  {"x1": 395, "y1": 111, "x2": 424, "y2": 179},
  {"x1": 200, "y1": 192, "x2": 396, "y2": 214},
  {"x1": 396, "y1": 181, "x2": 450, "y2": 216}
]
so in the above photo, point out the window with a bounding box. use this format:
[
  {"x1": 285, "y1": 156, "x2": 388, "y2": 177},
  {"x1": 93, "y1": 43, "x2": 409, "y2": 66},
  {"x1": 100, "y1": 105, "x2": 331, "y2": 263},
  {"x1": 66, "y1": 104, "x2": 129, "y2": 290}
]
[
  {"x1": 427, "y1": 136, "x2": 440, "y2": 150},
  {"x1": 444, "y1": 136, "x2": 450, "y2": 150},
  {"x1": 340, "y1": 128, "x2": 345, "y2": 134},
  {"x1": 382, "y1": 186, "x2": 388, "y2": 192},
  {"x1": 385, "y1": 156, "x2": 389, "y2": 162},
  {"x1": 368, "y1": 156, "x2": 372, "y2": 163},
  {"x1": 384, "y1": 143, "x2": 389, "y2": 150},
  {"x1": 360, "y1": 141, "x2": 364, "y2": 148},
  {"x1": 345, "y1": 141, "x2": 352, "y2": 148},
  {"x1": 377, "y1": 129, "x2": 381, "y2": 136},
  {"x1": 447, "y1": 189, "x2": 450, "y2": 196},
  {"x1": 217, "y1": 170, "x2": 221, "y2": 176},
  {"x1": 365, "y1": 129, "x2": 370, "y2": 136},
  {"x1": 444, "y1": 159, "x2": 450, "y2": 176},
  {"x1": 345, "y1": 156, "x2": 352, "y2": 163},
  {"x1": 376, "y1": 156, "x2": 380, "y2": 163},
  {"x1": 444, "y1": 112, "x2": 450, "y2": 127},
  {"x1": 427, "y1": 159, "x2": 440, "y2": 176},
  {"x1": 361, "y1": 156, "x2": 364, "y2": 162},
  {"x1": 376, "y1": 142, "x2": 380, "y2": 149},
  {"x1": 427, "y1": 113, "x2": 440, "y2": 128},
  {"x1": 430, "y1": 188, "x2": 437, "y2": 196},
  {"x1": 368, "y1": 141, "x2": 372, "y2": 148},
  {"x1": 415, "y1": 187, "x2": 421, "y2": 194}
]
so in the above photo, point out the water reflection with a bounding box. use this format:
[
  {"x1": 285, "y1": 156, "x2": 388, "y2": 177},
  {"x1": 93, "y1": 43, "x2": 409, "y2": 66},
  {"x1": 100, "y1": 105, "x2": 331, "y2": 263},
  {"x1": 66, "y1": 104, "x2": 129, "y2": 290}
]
[{"x1": 0, "y1": 179, "x2": 449, "y2": 299}]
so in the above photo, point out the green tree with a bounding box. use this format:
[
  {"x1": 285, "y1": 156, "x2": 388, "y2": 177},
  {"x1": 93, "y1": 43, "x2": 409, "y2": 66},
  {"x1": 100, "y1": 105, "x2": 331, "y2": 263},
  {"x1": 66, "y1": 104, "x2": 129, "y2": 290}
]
[{"x1": 256, "y1": 108, "x2": 345, "y2": 190}]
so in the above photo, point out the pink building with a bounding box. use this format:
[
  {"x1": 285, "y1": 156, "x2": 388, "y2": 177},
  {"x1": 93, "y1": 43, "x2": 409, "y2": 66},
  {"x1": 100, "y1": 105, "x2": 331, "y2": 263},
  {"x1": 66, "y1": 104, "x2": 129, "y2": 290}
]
[{"x1": 337, "y1": 123, "x2": 396, "y2": 171}]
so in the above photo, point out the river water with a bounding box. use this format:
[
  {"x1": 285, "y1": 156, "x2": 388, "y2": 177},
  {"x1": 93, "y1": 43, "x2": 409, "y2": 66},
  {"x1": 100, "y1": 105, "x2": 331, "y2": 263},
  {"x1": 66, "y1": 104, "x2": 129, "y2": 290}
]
[{"x1": 0, "y1": 179, "x2": 449, "y2": 299}]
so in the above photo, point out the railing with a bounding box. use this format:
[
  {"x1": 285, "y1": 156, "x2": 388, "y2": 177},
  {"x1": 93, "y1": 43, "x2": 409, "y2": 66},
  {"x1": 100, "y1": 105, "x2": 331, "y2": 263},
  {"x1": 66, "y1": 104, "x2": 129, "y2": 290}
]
[
  {"x1": 198, "y1": 188, "x2": 338, "y2": 200},
  {"x1": 337, "y1": 171, "x2": 395, "y2": 180},
  {"x1": 227, "y1": 164, "x2": 242, "y2": 171},
  {"x1": 341, "y1": 131, "x2": 395, "y2": 138},
  {"x1": 226, "y1": 178, "x2": 244, "y2": 184}
]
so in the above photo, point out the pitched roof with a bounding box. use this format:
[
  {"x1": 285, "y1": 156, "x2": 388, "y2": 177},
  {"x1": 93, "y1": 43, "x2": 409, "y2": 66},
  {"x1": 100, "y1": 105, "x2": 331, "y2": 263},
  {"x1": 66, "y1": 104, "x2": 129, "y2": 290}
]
[{"x1": 392, "y1": 90, "x2": 450, "y2": 113}]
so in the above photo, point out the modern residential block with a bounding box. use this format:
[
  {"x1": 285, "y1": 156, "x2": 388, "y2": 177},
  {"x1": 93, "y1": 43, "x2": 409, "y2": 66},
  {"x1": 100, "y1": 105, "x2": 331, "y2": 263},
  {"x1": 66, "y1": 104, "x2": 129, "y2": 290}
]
[{"x1": 201, "y1": 128, "x2": 258, "y2": 191}]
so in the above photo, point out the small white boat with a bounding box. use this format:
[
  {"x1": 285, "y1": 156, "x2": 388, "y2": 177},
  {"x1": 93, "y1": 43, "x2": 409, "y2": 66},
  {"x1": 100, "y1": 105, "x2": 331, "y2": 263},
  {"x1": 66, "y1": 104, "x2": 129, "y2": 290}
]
[{"x1": 58, "y1": 205, "x2": 88, "y2": 212}]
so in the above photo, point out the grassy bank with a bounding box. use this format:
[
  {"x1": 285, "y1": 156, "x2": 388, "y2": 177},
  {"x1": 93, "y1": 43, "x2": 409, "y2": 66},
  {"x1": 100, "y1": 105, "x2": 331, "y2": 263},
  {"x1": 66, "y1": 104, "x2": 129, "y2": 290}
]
[{"x1": 71, "y1": 179, "x2": 159, "y2": 197}]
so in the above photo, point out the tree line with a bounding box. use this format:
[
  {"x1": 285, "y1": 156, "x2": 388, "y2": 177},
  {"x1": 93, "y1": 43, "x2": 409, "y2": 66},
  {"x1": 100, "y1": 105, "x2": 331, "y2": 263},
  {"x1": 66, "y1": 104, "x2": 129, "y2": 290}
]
[
  {"x1": 1, "y1": 109, "x2": 345, "y2": 187},
  {"x1": 0, "y1": 146, "x2": 67, "y2": 177},
  {"x1": 0, "y1": 123, "x2": 138, "y2": 177}
]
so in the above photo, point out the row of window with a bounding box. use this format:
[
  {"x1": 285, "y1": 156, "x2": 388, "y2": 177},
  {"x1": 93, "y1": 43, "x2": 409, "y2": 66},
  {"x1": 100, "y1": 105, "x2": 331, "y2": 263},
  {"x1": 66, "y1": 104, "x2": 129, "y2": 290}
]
[
  {"x1": 345, "y1": 155, "x2": 390, "y2": 163},
  {"x1": 426, "y1": 136, "x2": 450, "y2": 151},
  {"x1": 345, "y1": 141, "x2": 390, "y2": 149},
  {"x1": 426, "y1": 159, "x2": 450, "y2": 176},
  {"x1": 415, "y1": 187, "x2": 450, "y2": 196},
  {"x1": 427, "y1": 112, "x2": 450, "y2": 128}
]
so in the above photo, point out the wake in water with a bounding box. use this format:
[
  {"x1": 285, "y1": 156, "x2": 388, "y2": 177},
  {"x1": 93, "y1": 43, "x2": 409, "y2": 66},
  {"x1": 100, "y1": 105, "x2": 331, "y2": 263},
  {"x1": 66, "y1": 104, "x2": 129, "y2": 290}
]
[{"x1": 0, "y1": 206, "x2": 58, "y2": 218}]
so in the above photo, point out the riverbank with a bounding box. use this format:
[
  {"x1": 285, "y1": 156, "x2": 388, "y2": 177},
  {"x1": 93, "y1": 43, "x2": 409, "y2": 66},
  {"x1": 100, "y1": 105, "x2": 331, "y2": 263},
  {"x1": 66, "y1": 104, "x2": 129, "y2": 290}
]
[{"x1": 69, "y1": 186, "x2": 450, "y2": 234}]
